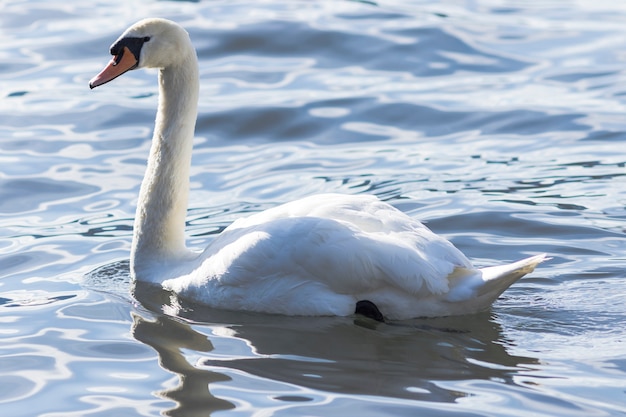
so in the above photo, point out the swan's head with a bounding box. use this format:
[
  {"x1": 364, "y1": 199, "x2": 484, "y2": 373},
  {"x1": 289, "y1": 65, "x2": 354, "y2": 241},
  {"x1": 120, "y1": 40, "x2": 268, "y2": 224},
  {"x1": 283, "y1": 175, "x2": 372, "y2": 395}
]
[{"x1": 89, "y1": 18, "x2": 193, "y2": 89}]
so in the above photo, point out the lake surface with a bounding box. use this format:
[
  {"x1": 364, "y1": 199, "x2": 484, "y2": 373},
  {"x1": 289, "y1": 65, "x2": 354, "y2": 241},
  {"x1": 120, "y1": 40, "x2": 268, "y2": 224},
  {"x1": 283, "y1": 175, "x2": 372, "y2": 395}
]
[{"x1": 1, "y1": 0, "x2": 626, "y2": 415}]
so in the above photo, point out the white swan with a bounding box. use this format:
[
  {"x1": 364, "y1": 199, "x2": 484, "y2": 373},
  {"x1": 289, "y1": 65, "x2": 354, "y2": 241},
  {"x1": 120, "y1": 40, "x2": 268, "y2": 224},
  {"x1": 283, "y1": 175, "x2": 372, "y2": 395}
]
[{"x1": 89, "y1": 18, "x2": 547, "y2": 320}]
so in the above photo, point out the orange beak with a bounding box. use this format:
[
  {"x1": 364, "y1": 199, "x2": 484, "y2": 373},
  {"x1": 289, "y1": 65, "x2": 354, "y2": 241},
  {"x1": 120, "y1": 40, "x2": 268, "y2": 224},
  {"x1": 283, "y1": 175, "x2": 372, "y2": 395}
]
[{"x1": 89, "y1": 46, "x2": 138, "y2": 89}]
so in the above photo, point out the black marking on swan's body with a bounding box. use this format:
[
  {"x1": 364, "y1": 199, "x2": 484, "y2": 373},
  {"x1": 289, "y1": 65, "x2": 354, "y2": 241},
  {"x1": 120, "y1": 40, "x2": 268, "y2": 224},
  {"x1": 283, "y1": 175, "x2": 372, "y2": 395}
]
[{"x1": 355, "y1": 300, "x2": 384, "y2": 322}]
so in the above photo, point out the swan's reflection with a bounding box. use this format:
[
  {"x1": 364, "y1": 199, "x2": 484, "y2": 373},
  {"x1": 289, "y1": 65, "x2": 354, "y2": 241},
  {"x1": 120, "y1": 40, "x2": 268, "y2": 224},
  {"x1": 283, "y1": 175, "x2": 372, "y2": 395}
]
[
  {"x1": 131, "y1": 312, "x2": 235, "y2": 416},
  {"x1": 130, "y1": 281, "x2": 539, "y2": 413}
]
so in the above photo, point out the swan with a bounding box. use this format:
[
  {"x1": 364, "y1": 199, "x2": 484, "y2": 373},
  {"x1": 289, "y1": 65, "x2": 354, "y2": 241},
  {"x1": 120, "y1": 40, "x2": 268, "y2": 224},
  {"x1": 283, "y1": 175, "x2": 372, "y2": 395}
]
[{"x1": 89, "y1": 18, "x2": 547, "y2": 320}]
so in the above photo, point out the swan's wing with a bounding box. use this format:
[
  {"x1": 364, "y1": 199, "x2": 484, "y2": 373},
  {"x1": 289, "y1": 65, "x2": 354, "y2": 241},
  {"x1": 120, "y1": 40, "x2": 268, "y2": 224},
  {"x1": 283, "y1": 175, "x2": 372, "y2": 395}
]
[{"x1": 188, "y1": 193, "x2": 473, "y2": 296}]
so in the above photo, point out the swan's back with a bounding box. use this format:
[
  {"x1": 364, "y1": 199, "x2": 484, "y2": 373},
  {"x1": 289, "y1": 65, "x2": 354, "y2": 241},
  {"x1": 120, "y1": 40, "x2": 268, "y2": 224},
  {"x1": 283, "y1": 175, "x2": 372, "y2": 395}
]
[{"x1": 212, "y1": 194, "x2": 472, "y2": 286}]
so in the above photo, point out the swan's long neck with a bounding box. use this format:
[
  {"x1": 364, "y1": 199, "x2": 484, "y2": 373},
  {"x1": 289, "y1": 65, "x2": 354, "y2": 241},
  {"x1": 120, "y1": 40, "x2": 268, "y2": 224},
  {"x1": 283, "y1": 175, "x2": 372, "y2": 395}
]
[{"x1": 131, "y1": 49, "x2": 199, "y2": 275}]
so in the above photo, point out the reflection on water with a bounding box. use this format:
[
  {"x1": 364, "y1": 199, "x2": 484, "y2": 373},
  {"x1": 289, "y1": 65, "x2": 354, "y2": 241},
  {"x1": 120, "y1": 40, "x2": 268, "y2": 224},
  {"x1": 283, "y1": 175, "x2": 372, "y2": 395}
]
[
  {"x1": 1, "y1": 0, "x2": 626, "y2": 416},
  {"x1": 132, "y1": 314, "x2": 234, "y2": 417},
  {"x1": 129, "y1": 281, "x2": 626, "y2": 415},
  {"x1": 131, "y1": 281, "x2": 540, "y2": 415}
]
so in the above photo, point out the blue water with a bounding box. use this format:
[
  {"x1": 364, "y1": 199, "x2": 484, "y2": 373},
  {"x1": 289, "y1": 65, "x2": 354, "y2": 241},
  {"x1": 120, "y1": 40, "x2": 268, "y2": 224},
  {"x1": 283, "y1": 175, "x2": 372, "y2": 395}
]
[{"x1": 1, "y1": 0, "x2": 626, "y2": 416}]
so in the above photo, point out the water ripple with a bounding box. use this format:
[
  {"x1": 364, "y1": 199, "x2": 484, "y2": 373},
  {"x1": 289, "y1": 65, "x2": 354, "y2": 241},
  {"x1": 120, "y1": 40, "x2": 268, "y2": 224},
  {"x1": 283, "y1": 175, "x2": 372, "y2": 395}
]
[{"x1": 1, "y1": 1, "x2": 626, "y2": 416}]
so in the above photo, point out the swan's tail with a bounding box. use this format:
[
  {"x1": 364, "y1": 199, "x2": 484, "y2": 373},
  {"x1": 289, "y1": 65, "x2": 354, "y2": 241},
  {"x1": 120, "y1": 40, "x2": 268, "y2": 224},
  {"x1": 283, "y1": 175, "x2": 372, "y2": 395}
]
[
  {"x1": 479, "y1": 253, "x2": 548, "y2": 294},
  {"x1": 446, "y1": 254, "x2": 549, "y2": 313}
]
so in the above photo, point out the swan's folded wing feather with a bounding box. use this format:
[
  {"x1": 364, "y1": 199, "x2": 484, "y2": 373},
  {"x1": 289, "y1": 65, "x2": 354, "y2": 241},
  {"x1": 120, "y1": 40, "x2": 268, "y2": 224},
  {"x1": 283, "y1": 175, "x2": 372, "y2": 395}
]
[{"x1": 192, "y1": 212, "x2": 471, "y2": 297}]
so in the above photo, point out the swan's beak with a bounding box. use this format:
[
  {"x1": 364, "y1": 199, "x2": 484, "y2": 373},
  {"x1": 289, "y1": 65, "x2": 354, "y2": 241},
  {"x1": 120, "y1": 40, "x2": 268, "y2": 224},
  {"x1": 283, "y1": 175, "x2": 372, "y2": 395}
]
[{"x1": 89, "y1": 46, "x2": 138, "y2": 89}]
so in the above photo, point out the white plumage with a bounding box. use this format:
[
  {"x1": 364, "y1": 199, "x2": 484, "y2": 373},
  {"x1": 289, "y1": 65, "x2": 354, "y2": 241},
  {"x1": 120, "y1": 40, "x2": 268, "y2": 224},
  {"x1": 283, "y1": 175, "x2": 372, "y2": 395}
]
[{"x1": 90, "y1": 18, "x2": 547, "y2": 320}]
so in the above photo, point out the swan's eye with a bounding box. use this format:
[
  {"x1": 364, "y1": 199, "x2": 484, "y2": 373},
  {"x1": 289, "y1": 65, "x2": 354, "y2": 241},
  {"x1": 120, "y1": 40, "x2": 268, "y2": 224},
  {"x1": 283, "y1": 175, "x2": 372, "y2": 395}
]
[{"x1": 143, "y1": 36, "x2": 151, "y2": 42}]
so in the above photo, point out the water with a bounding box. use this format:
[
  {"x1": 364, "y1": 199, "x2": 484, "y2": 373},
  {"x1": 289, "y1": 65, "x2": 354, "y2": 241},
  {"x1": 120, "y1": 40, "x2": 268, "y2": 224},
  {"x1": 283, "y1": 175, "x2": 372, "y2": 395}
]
[{"x1": 1, "y1": 0, "x2": 626, "y2": 415}]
